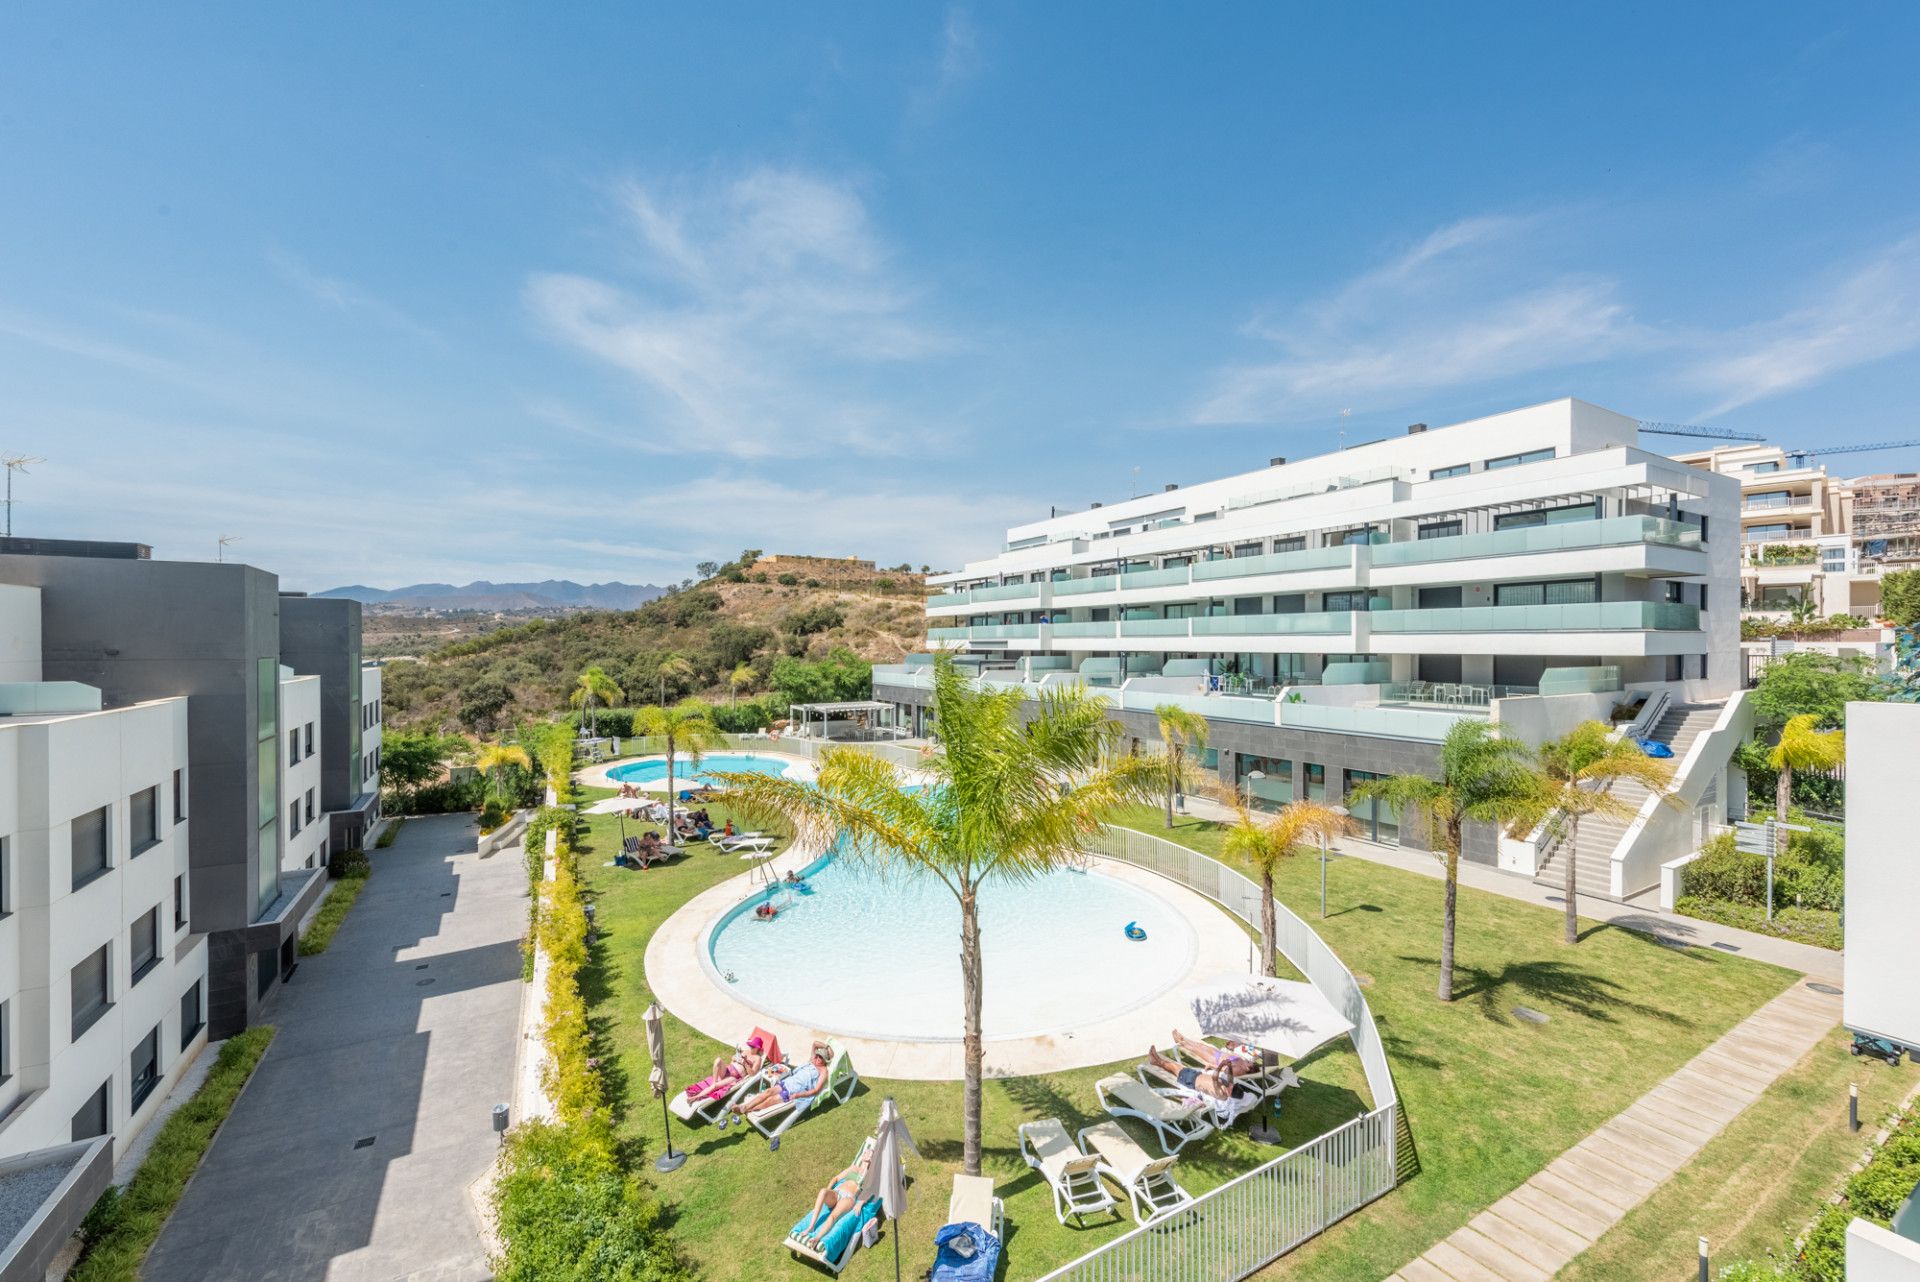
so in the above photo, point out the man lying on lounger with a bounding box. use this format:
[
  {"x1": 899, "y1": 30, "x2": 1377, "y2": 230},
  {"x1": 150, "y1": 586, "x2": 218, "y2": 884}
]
[
  {"x1": 718, "y1": 1042, "x2": 832, "y2": 1128},
  {"x1": 1170, "y1": 1028, "x2": 1260, "y2": 1073},
  {"x1": 1146, "y1": 1045, "x2": 1258, "y2": 1104}
]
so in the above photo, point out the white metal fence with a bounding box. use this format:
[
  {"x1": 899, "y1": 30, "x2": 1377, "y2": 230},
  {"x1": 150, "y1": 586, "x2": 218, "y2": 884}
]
[{"x1": 1034, "y1": 826, "x2": 1401, "y2": 1282}]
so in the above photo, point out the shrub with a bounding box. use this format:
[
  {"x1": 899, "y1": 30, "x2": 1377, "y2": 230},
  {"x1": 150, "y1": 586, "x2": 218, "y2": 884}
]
[
  {"x1": 492, "y1": 1121, "x2": 686, "y2": 1282},
  {"x1": 331, "y1": 847, "x2": 370, "y2": 879},
  {"x1": 1884, "y1": 568, "x2": 1920, "y2": 628},
  {"x1": 776, "y1": 572, "x2": 799, "y2": 586},
  {"x1": 374, "y1": 818, "x2": 403, "y2": 848},
  {"x1": 302, "y1": 853, "x2": 370, "y2": 954},
  {"x1": 479, "y1": 798, "x2": 507, "y2": 832},
  {"x1": 398, "y1": 776, "x2": 485, "y2": 815},
  {"x1": 804, "y1": 577, "x2": 821, "y2": 588},
  {"x1": 1674, "y1": 897, "x2": 1843, "y2": 949}
]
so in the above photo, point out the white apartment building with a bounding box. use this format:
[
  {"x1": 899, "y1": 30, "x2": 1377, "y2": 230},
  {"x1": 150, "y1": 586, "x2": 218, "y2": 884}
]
[
  {"x1": 359, "y1": 662, "x2": 383, "y2": 821},
  {"x1": 0, "y1": 585, "x2": 209, "y2": 1169},
  {"x1": 281, "y1": 670, "x2": 327, "y2": 874},
  {"x1": 878, "y1": 398, "x2": 1746, "y2": 898},
  {"x1": 1669, "y1": 443, "x2": 1865, "y2": 616}
]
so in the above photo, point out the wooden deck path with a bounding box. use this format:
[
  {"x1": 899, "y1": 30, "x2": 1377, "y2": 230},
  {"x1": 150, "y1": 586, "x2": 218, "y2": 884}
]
[{"x1": 1385, "y1": 978, "x2": 1842, "y2": 1282}]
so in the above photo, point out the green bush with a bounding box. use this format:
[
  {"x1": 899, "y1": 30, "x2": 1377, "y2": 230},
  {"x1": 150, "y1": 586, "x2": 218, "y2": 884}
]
[
  {"x1": 1682, "y1": 825, "x2": 1845, "y2": 913},
  {"x1": 375, "y1": 818, "x2": 403, "y2": 848},
  {"x1": 397, "y1": 776, "x2": 485, "y2": 816},
  {"x1": 1674, "y1": 897, "x2": 1843, "y2": 949},
  {"x1": 69, "y1": 1028, "x2": 275, "y2": 1282},
  {"x1": 1884, "y1": 568, "x2": 1920, "y2": 628},
  {"x1": 776, "y1": 572, "x2": 799, "y2": 586},
  {"x1": 330, "y1": 847, "x2": 370, "y2": 879},
  {"x1": 493, "y1": 1122, "x2": 687, "y2": 1282}
]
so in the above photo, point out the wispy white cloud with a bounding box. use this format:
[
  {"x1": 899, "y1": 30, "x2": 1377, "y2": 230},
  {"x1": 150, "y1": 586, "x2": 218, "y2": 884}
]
[
  {"x1": 1191, "y1": 215, "x2": 1648, "y2": 424},
  {"x1": 526, "y1": 166, "x2": 952, "y2": 458},
  {"x1": 1683, "y1": 232, "x2": 1920, "y2": 417},
  {"x1": 267, "y1": 249, "x2": 446, "y2": 348}
]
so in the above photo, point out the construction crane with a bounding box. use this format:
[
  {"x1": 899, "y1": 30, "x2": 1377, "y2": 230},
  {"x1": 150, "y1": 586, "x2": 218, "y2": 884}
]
[
  {"x1": 1784, "y1": 441, "x2": 1920, "y2": 465},
  {"x1": 1636, "y1": 421, "x2": 1767, "y2": 443}
]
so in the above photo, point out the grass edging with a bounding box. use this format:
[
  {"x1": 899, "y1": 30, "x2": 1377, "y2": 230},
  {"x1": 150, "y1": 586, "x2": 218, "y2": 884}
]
[
  {"x1": 299, "y1": 851, "x2": 371, "y2": 955},
  {"x1": 1676, "y1": 895, "x2": 1843, "y2": 950},
  {"x1": 68, "y1": 1026, "x2": 275, "y2": 1282},
  {"x1": 375, "y1": 817, "x2": 404, "y2": 848}
]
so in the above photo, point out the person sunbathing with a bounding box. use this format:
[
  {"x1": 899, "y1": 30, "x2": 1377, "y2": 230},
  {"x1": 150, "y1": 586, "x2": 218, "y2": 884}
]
[
  {"x1": 1171, "y1": 1028, "x2": 1259, "y2": 1073},
  {"x1": 719, "y1": 1043, "x2": 832, "y2": 1128},
  {"x1": 1147, "y1": 1045, "x2": 1255, "y2": 1103},
  {"x1": 688, "y1": 1036, "x2": 766, "y2": 1102},
  {"x1": 796, "y1": 1141, "x2": 875, "y2": 1249}
]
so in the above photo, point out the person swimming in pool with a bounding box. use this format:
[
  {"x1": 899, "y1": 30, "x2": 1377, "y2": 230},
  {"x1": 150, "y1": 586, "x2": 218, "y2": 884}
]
[
  {"x1": 719, "y1": 1042, "x2": 832, "y2": 1127},
  {"x1": 796, "y1": 1140, "x2": 876, "y2": 1249},
  {"x1": 1146, "y1": 1045, "x2": 1255, "y2": 1103}
]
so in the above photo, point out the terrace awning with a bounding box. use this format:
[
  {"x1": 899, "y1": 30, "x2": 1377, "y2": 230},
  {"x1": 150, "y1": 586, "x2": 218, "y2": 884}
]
[{"x1": 1186, "y1": 973, "x2": 1355, "y2": 1062}]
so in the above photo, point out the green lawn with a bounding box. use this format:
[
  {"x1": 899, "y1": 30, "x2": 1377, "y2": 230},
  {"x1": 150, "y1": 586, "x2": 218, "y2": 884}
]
[
  {"x1": 576, "y1": 782, "x2": 1797, "y2": 1282},
  {"x1": 1559, "y1": 1026, "x2": 1918, "y2": 1281}
]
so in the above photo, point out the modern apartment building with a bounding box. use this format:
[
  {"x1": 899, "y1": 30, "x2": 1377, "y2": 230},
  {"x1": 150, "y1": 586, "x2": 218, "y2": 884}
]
[
  {"x1": 280, "y1": 669, "x2": 327, "y2": 875},
  {"x1": 279, "y1": 595, "x2": 382, "y2": 852},
  {"x1": 1849, "y1": 472, "x2": 1920, "y2": 578},
  {"x1": 0, "y1": 582, "x2": 209, "y2": 1279},
  {"x1": 877, "y1": 399, "x2": 1745, "y2": 895}
]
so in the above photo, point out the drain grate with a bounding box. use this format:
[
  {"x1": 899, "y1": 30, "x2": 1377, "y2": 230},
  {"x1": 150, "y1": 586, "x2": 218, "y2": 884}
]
[
  {"x1": 1711, "y1": 941, "x2": 1741, "y2": 953},
  {"x1": 416, "y1": 978, "x2": 436, "y2": 987},
  {"x1": 1808, "y1": 981, "x2": 1843, "y2": 995},
  {"x1": 1511, "y1": 1006, "x2": 1550, "y2": 1024},
  {"x1": 415, "y1": 964, "x2": 430, "y2": 971},
  {"x1": 440, "y1": 892, "x2": 451, "y2": 898},
  {"x1": 353, "y1": 1136, "x2": 375, "y2": 1150}
]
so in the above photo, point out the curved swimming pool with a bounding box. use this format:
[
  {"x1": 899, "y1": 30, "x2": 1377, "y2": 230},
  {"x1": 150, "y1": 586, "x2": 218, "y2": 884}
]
[
  {"x1": 607, "y1": 753, "x2": 796, "y2": 791},
  {"x1": 707, "y1": 850, "x2": 1198, "y2": 1041}
]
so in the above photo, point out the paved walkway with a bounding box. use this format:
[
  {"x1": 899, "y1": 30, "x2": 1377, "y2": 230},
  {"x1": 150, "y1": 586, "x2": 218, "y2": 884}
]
[
  {"x1": 1386, "y1": 977, "x2": 1842, "y2": 1282},
  {"x1": 144, "y1": 813, "x2": 527, "y2": 1282}
]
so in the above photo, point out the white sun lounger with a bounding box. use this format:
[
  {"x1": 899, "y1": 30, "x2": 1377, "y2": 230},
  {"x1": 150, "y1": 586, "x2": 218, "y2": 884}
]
[
  {"x1": 947, "y1": 1173, "x2": 1005, "y2": 1243},
  {"x1": 1018, "y1": 1119, "x2": 1117, "y2": 1225},
  {"x1": 712, "y1": 830, "x2": 772, "y2": 851},
  {"x1": 1078, "y1": 1121, "x2": 1194, "y2": 1224},
  {"x1": 1094, "y1": 1073, "x2": 1213, "y2": 1154},
  {"x1": 668, "y1": 1031, "x2": 786, "y2": 1124},
  {"x1": 748, "y1": 1045, "x2": 859, "y2": 1150},
  {"x1": 1136, "y1": 1062, "x2": 1267, "y2": 1130},
  {"x1": 1167, "y1": 1039, "x2": 1294, "y2": 1099}
]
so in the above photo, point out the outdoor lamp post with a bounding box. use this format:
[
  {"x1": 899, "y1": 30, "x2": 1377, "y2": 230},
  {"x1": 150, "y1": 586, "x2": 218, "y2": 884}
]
[{"x1": 1320, "y1": 805, "x2": 1348, "y2": 919}]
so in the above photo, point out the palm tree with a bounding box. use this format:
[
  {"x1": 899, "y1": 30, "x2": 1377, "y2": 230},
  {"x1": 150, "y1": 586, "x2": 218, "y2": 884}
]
[
  {"x1": 1212, "y1": 790, "x2": 1354, "y2": 975},
  {"x1": 1768, "y1": 713, "x2": 1845, "y2": 822},
  {"x1": 728, "y1": 662, "x2": 755, "y2": 707},
  {"x1": 632, "y1": 699, "x2": 727, "y2": 812},
  {"x1": 656, "y1": 655, "x2": 695, "y2": 706},
  {"x1": 1348, "y1": 720, "x2": 1544, "y2": 1002},
  {"x1": 713, "y1": 655, "x2": 1160, "y2": 1175},
  {"x1": 1529, "y1": 721, "x2": 1677, "y2": 945},
  {"x1": 570, "y1": 666, "x2": 623, "y2": 738},
  {"x1": 1153, "y1": 703, "x2": 1211, "y2": 828},
  {"x1": 473, "y1": 741, "x2": 531, "y2": 802}
]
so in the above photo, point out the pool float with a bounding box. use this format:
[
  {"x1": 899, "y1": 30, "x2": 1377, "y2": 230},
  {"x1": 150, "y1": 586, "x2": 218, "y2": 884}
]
[{"x1": 1124, "y1": 921, "x2": 1147, "y2": 941}]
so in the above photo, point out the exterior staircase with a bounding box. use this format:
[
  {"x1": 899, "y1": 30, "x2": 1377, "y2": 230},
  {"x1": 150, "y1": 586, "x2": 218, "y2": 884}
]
[{"x1": 1533, "y1": 701, "x2": 1724, "y2": 902}]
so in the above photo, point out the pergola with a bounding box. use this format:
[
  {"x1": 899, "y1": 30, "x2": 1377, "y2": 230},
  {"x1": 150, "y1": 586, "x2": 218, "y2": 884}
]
[{"x1": 787, "y1": 700, "x2": 904, "y2": 742}]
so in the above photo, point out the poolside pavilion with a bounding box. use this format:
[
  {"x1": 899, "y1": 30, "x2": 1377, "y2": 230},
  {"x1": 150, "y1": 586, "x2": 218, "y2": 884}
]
[{"x1": 786, "y1": 699, "x2": 908, "y2": 742}]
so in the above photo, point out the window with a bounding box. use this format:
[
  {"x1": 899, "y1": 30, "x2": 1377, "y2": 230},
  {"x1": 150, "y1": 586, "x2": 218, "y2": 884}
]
[
  {"x1": 1495, "y1": 578, "x2": 1599, "y2": 607},
  {"x1": 1345, "y1": 769, "x2": 1399, "y2": 844},
  {"x1": 1700, "y1": 584, "x2": 1708, "y2": 613},
  {"x1": 1666, "y1": 581, "x2": 1684, "y2": 604},
  {"x1": 1236, "y1": 755, "x2": 1292, "y2": 810},
  {"x1": 179, "y1": 980, "x2": 203, "y2": 1050},
  {"x1": 1484, "y1": 447, "x2": 1555, "y2": 470},
  {"x1": 1750, "y1": 461, "x2": 1780, "y2": 474},
  {"x1": 130, "y1": 907, "x2": 160, "y2": 985},
  {"x1": 173, "y1": 768, "x2": 187, "y2": 823},
  {"x1": 1494, "y1": 501, "x2": 1598, "y2": 531},
  {"x1": 1430, "y1": 463, "x2": 1472, "y2": 480},
  {"x1": 130, "y1": 1026, "x2": 161, "y2": 1110},
  {"x1": 130, "y1": 785, "x2": 160, "y2": 856},
  {"x1": 1272, "y1": 536, "x2": 1305, "y2": 554},
  {"x1": 1304, "y1": 763, "x2": 1327, "y2": 803},
  {"x1": 1745, "y1": 523, "x2": 1793, "y2": 542},
  {"x1": 289, "y1": 801, "x2": 302, "y2": 836},
  {"x1": 1417, "y1": 520, "x2": 1462, "y2": 540},
  {"x1": 1745, "y1": 489, "x2": 1796, "y2": 510},
  {"x1": 305, "y1": 789, "x2": 315, "y2": 824},
  {"x1": 304, "y1": 722, "x2": 315, "y2": 759},
  {"x1": 1324, "y1": 590, "x2": 1383, "y2": 613},
  {"x1": 1233, "y1": 541, "x2": 1263, "y2": 558},
  {"x1": 0, "y1": 999, "x2": 9, "y2": 1083},
  {"x1": 288, "y1": 728, "x2": 300, "y2": 768},
  {"x1": 174, "y1": 875, "x2": 187, "y2": 930},
  {"x1": 71, "y1": 945, "x2": 110, "y2": 1040},
  {"x1": 70, "y1": 1081, "x2": 109, "y2": 1143},
  {"x1": 71, "y1": 806, "x2": 109, "y2": 890},
  {"x1": 0, "y1": 836, "x2": 9, "y2": 916}
]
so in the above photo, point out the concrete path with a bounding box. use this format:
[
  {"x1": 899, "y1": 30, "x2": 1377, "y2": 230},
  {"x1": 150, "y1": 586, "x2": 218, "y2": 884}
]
[
  {"x1": 143, "y1": 813, "x2": 527, "y2": 1282},
  {"x1": 1385, "y1": 977, "x2": 1842, "y2": 1282}
]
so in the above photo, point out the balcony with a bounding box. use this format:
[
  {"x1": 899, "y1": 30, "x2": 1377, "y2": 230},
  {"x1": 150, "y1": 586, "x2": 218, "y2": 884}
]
[
  {"x1": 1190, "y1": 545, "x2": 1351, "y2": 582},
  {"x1": 971, "y1": 582, "x2": 1041, "y2": 604},
  {"x1": 1190, "y1": 611, "x2": 1354, "y2": 636},
  {"x1": 1369, "y1": 514, "x2": 1700, "y2": 567},
  {"x1": 1053, "y1": 574, "x2": 1120, "y2": 597},
  {"x1": 969, "y1": 623, "x2": 1041, "y2": 640},
  {"x1": 1370, "y1": 601, "x2": 1701, "y2": 632},
  {"x1": 1052, "y1": 620, "x2": 1117, "y2": 638}
]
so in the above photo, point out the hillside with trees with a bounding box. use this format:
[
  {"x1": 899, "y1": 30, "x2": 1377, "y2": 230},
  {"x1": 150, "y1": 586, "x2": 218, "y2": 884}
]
[{"x1": 379, "y1": 550, "x2": 928, "y2": 733}]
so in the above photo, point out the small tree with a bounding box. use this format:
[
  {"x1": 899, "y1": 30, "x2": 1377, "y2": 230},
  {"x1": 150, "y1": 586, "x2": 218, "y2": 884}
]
[
  {"x1": 1213, "y1": 792, "x2": 1354, "y2": 974},
  {"x1": 655, "y1": 655, "x2": 694, "y2": 706},
  {"x1": 1768, "y1": 714, "x2": 1845, "y2": 822},
  {"x1": 632, "y1": 700, "x2": 726, "y2": 812},
  {"x1": 474, "y1": 741, "x2": 532, "y2": 802},
  {"x1": 1348, "y1": 720, "x2": 1543, "y2": 1001},
  {"x1": 1152, "y1": 703, "x2": 1210, "y2": 828},
  {"x1": 728, "y1": 662, "x2": 755, "y2": 706},
  {"x1": 1882, "y1": 569, "x2": 1920, "y2": 628},
  {"x1": 1528, "y1": 721, "x2": 1677, "y2": 945},
  {"x1": 570, "y1": 666, "x2": 622, "y2": 737}
]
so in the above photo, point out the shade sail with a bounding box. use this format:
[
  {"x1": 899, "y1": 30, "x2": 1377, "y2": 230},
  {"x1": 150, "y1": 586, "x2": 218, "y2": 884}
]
[
  {"x1": 584, "y1": 796, "x2": 652, "y2": 815},
  {"x1": 1186, "y1": 973, "x2": 1355, "y2": 1061}
]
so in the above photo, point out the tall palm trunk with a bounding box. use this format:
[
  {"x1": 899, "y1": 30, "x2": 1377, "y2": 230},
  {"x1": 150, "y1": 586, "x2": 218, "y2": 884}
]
[
  {"x1": 1776, "y1": 763, "x2": 1792, "y2": 823},
  {"x1": 959, "y1": 889, "x2": 985, "y2": 1176},
  {"x1": 1439, "y1": 817, "x2": 1462, "y2": 1002},
  {"x1": 1164, "y1": 746, "x2": 1181, "y2": 828},
  {"x1": 1259, "y1": 868, "x2": 1278, "y2": 977},
  {"x1": 666, "y1": 738, "x2": 676, "y2": 823},
  {"x1": 1561, "y1": 814, "x2": 1580, "y2": 945}
]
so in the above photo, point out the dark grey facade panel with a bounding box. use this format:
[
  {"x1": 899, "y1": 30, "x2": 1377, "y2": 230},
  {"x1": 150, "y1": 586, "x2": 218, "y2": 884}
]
[{"x1": 279, "y1": 595, "x2": 365, "y2": 814}]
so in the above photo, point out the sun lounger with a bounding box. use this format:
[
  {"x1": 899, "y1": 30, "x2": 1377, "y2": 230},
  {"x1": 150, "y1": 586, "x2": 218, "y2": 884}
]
[
  {"x1": 1078, "y1": 1121, "x2": 1194, "y2": 1224},
  {"x1": 670, "y1": 1027, "x2": 785, "y2": 1123},
  {"x1": 1137, "y1": 1061, "x2": 1278, "y2": 1128},
  {"x1": 1018, "y1": 1118, "x2": 1117, "y2": 1225},
  {"x1": 712, "y1": 830, "x2": 772, "y2": 852},
  {"x1": 1094, "y1": 1073, "x2": 1213, "y2": 1154},
  {"x1": 786, "y1": 1137, "x2": 882, "y2": 1274},
  {"x1": 932, "y1": 1175, "x2": 1004, "y2": 1282},
  {"x1": 749, "y1": 1044, "x2": 859, "y2": 1150},
  {"x1": 1168, "y1": 1039, "x2": 1292, "y2": 1099}
]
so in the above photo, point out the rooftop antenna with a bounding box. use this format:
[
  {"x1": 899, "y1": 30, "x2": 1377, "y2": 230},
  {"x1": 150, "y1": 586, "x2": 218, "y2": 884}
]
[
  {"x1": 2, "y1": 453, "x2": 44, "y2": 537},
  {"x1": 217, "y1": 534, "x2": 240, "y2": 563}
]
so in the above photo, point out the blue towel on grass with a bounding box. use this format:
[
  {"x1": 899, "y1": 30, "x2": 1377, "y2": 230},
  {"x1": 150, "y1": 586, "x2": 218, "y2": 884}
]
[
  {"x1": 790, "y1": 1197, "x2": 878, "y2": 1268},
  {"x1": 1634, "y1": 737, "x2": 1674, "y2": 759},
  {"x1": 933, "y1": 1221, "x2": 1002, "y2": 1282}
]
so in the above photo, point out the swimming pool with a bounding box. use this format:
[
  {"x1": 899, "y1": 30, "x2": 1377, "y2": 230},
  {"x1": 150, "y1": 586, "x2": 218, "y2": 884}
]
[
  {"x1": 606, "y1": 753, "x2": 797, "y2": 791},
  {"x1": 706, "y1": 849, "x2": 1198, "y2": 1041}
]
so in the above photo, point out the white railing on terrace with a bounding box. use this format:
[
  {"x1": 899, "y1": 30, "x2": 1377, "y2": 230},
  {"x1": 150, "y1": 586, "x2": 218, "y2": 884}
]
[
  {"x1": 1225, "y1": 465, "x2": 1406, "y2": 512},
  {"x1": 1034, "y1": 824, "x2": 1399, "y2": 1282}
]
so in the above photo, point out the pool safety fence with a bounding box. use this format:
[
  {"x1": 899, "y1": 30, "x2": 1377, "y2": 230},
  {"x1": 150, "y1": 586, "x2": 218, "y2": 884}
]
[{"x1": 1030, "y1": 825, "x2": 1401, "y2": 1282}]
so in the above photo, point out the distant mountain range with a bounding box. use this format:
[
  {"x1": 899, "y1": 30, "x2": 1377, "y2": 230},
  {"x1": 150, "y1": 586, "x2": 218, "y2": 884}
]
[{"x1": 313, "y1": 580, "x2": 667, "y2": 612}]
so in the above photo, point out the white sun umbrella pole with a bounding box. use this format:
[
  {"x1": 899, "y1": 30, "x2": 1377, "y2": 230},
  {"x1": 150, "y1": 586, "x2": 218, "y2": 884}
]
[
  {"x1": 643, "y1": 1003, "x2": 687, "y2": 1173},
  {"x1": 870, "y1": 1096, "x2": 919, "y2": 1282}
]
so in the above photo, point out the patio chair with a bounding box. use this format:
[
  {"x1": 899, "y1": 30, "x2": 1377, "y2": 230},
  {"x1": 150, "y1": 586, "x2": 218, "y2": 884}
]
[
  {"x1": 748, "y1": 1044, "x2": 859, "y2": 1150},
  {"x1": 669, "y1": 1027, "x2": 785, "y2": 1124},
  {"x1": 786, "y1": 1137, "x2": 883, "y2": 1274},
  {"x1": 1078, "y1": 1121, "x2": 1194, "y2": 1224},
  {"x1": 932, "y1": 1174, "x2": 1004, "y2": 1282},
  {"x1": 1018, "y1": 1119, "x2": 1117, "y2": 1225},
  {"x1": 1093, "y1": 1073, "x2": 1213, "y2": 1154}
]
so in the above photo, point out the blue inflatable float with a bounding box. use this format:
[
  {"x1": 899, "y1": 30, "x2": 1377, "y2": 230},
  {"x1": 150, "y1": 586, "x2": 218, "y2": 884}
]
[{"x1": 1123, "y1": 921, "x2": 1147, "y2": 941}]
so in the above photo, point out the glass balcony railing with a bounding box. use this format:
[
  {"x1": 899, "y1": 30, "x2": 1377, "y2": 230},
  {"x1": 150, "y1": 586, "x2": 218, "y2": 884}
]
[
  {"x1": 1053, "y1": 574, "x2": 1120, "y2": 596},
  {"x1": 971, "y1": 582, "x2": 1041, "y2": 603},
  {"x1": 1118, "y1": 566, "x2": 1192, "y2": 589},
  {"x1": 969, "y1": 623, "x2": 1041, "y2": 639},
  {"x1": 1190, "y1": 545, "x2": 1350, "y2": 582},
  {"x1": 928, "y1": 592, "x2": 970, "y2": 608},
  {"x1": 928, "y1": 627, "x2": 969, "y2": 641},
  {"x1": 1743, "y1": 493, "x2": 1808, "y2": 511},
  {"x1": 1371, "y1": 515, "x2": 1701, "y2": 567},
  {"x1": 1370, "y1": 601, "x2": 1701, "y2": 632},
  {"x1": 1050, "y1": 620, "x2": 1116, "y2": 637},
  {"x1": 1119, "y1": 618, "x2": 1192, "y2": 637},
  {"x1": 1190, "y1": 611, "x2": 1354, "y2": 636}
]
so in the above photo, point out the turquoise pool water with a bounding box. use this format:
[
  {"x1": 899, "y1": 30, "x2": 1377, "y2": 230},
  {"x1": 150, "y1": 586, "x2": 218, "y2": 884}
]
[
  {"x1": 708, "y1": 848, "x2": 1197, "y2": 1041},
  {"x1": 607, "y1": 753, "x2": 795, "y2": 790}
]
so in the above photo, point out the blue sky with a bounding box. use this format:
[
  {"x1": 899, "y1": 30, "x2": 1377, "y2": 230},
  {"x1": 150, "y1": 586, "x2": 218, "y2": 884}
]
[{"x1": 3, "y1": 4, "x2": 1918, "y2": 590}]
